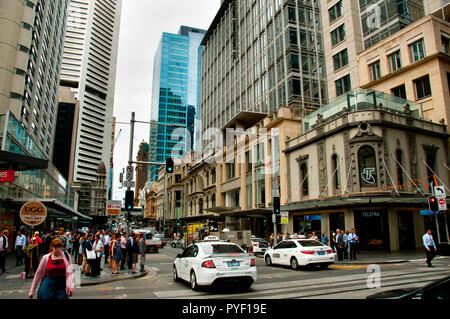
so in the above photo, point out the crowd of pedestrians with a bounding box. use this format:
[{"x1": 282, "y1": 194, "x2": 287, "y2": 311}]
[{"x1": 0, "y1": 227, "x2": 148, "y2": 299}]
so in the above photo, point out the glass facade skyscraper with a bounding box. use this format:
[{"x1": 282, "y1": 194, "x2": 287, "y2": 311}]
[{"x1": 149, "y1": 26, "x2": 206, "y2": 182}]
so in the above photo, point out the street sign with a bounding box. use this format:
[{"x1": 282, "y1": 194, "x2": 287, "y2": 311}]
[
  {"x1": 126, "y1": 165, "x2": 133, "y2": 181},
  {"x1": 438, "y1": 197, "x2": 447, "y2": 211},
  {"x1": 420, "y1": 210, "x2": 437, "y2": 216},
  {"x1": 20, "y1": 201, "x2": 47, "y2": 226},
  {"x1": 434, "y1": 186, "x2": 446, "y2": 198},
  {"x1": 280, "y1": 211, "x2": 289, "y2": 224},
  {"x1": 272, "y1": 214, "x2": 276, "y2": 223},
  {"x1": 106, "y1": 200, "x2": 122, "y2": 216},
  {"x1": 305, "y1": 215, "x2": 322, "y2": 221}
]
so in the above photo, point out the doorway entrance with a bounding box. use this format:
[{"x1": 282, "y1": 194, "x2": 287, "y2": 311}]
[
  {"x1": 354, "y1": 210, "x2": 390, "y2": 251},
  {"x1": 397, "y1": 211, "x2": 415, "y2": 250}
]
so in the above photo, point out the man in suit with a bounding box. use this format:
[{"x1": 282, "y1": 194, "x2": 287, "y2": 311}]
[
  {"x1": 0, "y1": 229, "x2": 9, "y2": 274},
  {"x1": 423, "y1": 229, "x2": 437, "y2": 267},
  {"x1": 336, "y1": 229, "x2": 345, "y2": 261}
]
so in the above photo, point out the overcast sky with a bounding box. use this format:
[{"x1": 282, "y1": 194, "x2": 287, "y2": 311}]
[{"x1": 111, "y1": 0, "x2": 220, "y2": 201}]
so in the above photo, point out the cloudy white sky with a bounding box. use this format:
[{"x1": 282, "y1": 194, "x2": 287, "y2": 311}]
[{"x1": 111, "y1": 0, "x2": 220, "y2": 201}]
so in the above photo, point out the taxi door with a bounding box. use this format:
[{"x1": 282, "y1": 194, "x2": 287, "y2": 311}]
[
  {"x1": 272, "y1": 241, "x2": 288, "y2": 265},
  {"x1": 179, "y1": 246, "x2": 192, "y2": 280}
]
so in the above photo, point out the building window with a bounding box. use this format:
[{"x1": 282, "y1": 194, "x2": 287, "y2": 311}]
[
  {"x1": 391, "y1": 84, "x2": 406, "y2": 99},
  {"x1": 409, "y1": 39, "x2": 425, "y2": 62},
  {"x1": 335, "y1": 74, "x2": 351, "y2": 96},
  {"x1": 369, "y1": 61, "x2": 381, "y2": 81},
  {"x1": 442, "y1": 35, "x2": 450, "y2": 55},
  {"x1": 389, "y1": 51, "x2": 402, "y2": 72},
  {"x1": 329, "y1": 1, "x2": 342, "y2": 23},
  {"x1": 358, "y1": 145, "x2": 377, "y2": 187},
  {"x1": 300, "y1": 163, "x2": 309, "y2": 196},
  {"x1": 333, "y1": 49, "x2": 348, "y2": 71},
  {"x1": 332, "y1": 154, "x2": 340, "y2": 190},
  {"x1": 331, "y1": 24, "x2": 345, "y2": 46},
  {"x1": 414, "y1": 75, "x2": 431, "y2": 100}
]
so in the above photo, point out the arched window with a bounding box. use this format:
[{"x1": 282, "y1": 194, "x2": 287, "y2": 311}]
[
  {"x1": 396, "y1": 149, "x2": 404, "y2": 191},
  {"x1": 332, "y1": 154, "x2": 340, "y2": 190},
  {"x1": 358, "y1": 146, "x2": 377, "y2": 186}
]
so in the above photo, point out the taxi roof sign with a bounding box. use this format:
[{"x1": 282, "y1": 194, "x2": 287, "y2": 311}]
[{"x1": 203, "y1": 235, "x2": 219, "y2": 241}]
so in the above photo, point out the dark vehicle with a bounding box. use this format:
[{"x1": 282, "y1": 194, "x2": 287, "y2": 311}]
[{"x1": 367, "y1": 276, "x2": 450, "y2": 300}]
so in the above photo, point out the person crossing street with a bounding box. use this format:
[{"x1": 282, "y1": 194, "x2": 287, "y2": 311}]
[{"x1": 423, "y1": 229, "x2": 437, "y2": 267}]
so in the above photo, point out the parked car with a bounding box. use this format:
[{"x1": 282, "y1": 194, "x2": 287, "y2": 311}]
[
  {"x1": 172, "y1": 237, "x2": 257, "y2": 291},
  {"x1": 264, "y1": 239, "x2": 334, "y2": 270},
  {"x1": 171, "y1": 238, "x2": 184, "y2": 249},
  {"x1": 251, "y1": 237, "x2": 269, "y2": 255},
  {"x1": 367, "y1": 276, "x2": 450, "y2": 300}
]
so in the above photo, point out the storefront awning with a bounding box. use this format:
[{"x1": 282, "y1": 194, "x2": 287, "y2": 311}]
[
  {"x1": 6, "y1": 198, "x2": 92, "y2": 220},
  {"x1": 0, "y1": 150, "x2": 48, "y2": 171},
  {"x1": 204, "y1": 206, "x2": 235, "y2": 213},
  {"x1": 218, "y1": 208, "x2": 273, "y2": 218},
  {"x1": 178, "y1": 214, "x2": 224, "y2": 223},
  {"x1": 284, "y1": 195, "x2": 433, "y2": 212}
]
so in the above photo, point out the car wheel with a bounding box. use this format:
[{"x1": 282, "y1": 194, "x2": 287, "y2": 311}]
[
  {"x1": 319, "y1": 263, "x2": 329, "y2": 270},
  {"x1": 190, "y1": 271, "x2": 199, "y2": 291},
  {"x1": 173, "y1": 265, "x2": 180, "y2": 282},
  {"x1": 265, "y1": 255, "x2": 272, "y2": 266},
  {"x1": 291, "y1": 257, "x2": 299, "y2": 270}
]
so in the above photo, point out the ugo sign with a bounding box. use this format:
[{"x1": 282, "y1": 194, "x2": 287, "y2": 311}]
[{"x1": 20, "y1": 201, "x2": 47, "y2": 226}]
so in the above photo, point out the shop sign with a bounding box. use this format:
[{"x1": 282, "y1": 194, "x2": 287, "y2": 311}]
[
  {"x1": 106, "y1": 200, "x2": 121, "y2": 215},
  {"x1": 305, "y1": 215, "x2": 322, "y2": 221},
  {"x1": 420, "y1": 210, "x2": 437, "y2": 216},
  {"x1": 20, "y1": 201, "x2": 47, "y2": 226},
  {"x1": 362, "y1": 211, "x2": 380, "y2": 218},
  {"x1": 0, "y1": 170, "x2": 15, "y2": 183}
]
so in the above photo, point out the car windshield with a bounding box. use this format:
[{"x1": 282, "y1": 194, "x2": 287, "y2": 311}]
[
  {"x1": 202, "y1": 244, "x2": 244, "y2": 255},
  {"x1": 297, "y1": 240, "x2": 325, "y2": 247}
]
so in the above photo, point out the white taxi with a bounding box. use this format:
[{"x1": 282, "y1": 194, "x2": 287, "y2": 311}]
[
  {"x1": 264, "y1": 239, "x2": 334, "y2": 270},
  {"x1": 173, "y1": 237, "x2": 257, "y2": 290}
]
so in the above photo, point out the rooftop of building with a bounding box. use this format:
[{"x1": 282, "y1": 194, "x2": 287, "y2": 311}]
[{"x1": 301, "y1": 89, "x2": 423, "y2": 133}]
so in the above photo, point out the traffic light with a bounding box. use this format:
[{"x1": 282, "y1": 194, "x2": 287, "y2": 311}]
[
  {"x1": 125, "y1": 190, "x2": 134, "y2": 211},
  {"x1": 166, "y1": 157, "x2": 174, "y2": 173},
  {"x1": 273, "y1": 196, "x2": 280, "y2": 214},
  {"x1": 428, "y1": 196, "x2": 439, "y2": 212}
]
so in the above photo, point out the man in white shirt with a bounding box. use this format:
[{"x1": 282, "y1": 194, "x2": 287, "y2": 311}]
[
  {"x1": 0, "y1": 229, "x2": 9, "y2": 273},
  {"x1": 423, "y1": 229, "x2": 437, "y2": 267},
  {"x1": 14, "y1": 231, "x2": 26, "y2": 266}
]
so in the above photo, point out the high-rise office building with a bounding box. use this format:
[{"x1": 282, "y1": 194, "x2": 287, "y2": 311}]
[
  {"x1": 0, "y1": 0, "x2": 70, "y2": 159},
  {"x1": 60, "y1": 0, "x2": 122, "y2": 183},
  {"x1": 322, "y1": 0, "x2": 430, "y2": 101},
  {"x1": 149, "y1": 26, "x2": 206, "y2": 182},
  {"x1": 200, "y1": 0, "x2": 327, "y2": 138}
]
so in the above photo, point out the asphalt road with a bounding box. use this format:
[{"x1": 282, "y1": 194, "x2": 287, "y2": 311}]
[{"x1": 2, "y1": 245, "x2": 449, "y2": 299}]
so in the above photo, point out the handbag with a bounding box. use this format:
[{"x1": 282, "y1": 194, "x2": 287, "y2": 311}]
[{"x1": 86, "y1": 249, "x2": 96, "y2": 260}]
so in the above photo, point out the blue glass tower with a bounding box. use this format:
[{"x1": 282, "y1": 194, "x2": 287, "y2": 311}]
[{"x1": 149, "y1": 26, "x2": 206, "y2": 181}]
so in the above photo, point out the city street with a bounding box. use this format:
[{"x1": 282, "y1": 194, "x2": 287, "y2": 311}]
[{"x1": 1, "y1": 245, "x2": 449, "y2": 299}]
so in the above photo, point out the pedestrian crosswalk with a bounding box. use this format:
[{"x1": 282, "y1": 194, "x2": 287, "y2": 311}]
[{"x1": 153, "y1": 267, "x2": 450, "y2": 299}]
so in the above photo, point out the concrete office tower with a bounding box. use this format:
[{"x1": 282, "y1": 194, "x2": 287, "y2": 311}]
[
  {"x1": 0, "y1": 0, "x2": 70, "y2": 158},
  {"x1": 200, "y1": 0, "x2": 327, "y2": 139},
  {"x1": 148, "y1": 26, "x2": 206, "y2": 182},
  {"x1": 60, "y1": 0, "x2": 122, "y2": 183}
]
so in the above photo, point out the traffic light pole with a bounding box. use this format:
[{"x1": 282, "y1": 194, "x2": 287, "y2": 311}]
[{"x1": 126, "y1": 112, "x2": 135, "y2": 235}]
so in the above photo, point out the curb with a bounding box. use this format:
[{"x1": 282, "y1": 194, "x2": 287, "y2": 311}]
[{"x1": 80, "y1": 267, "x2": 154, "y2": 287}]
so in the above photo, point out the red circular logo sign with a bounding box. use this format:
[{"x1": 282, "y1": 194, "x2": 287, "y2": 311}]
[{"x1": 438, "y1": 198, "x2": 446, "y2": 205}]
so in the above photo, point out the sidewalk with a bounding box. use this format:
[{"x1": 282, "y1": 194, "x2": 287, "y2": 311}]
[{"x1": 0, "y1": 253, "x2": 150, "y2": 292}]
